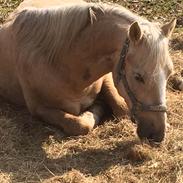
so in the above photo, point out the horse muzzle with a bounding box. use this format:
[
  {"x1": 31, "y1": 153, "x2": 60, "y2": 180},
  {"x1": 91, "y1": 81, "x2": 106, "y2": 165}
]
[{"x1": 135, "y1": 111, "x2": 167, "y2": 142}]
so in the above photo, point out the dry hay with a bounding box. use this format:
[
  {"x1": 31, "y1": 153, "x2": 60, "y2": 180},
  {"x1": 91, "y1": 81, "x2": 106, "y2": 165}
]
[{"x1": 0, "y1": 0, "x2": 183, "y2": 183}]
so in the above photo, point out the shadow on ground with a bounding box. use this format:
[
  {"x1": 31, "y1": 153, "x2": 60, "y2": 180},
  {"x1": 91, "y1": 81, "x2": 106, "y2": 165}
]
[
  {"x1": 171, "y1": 37, "x2": 183, "y2": 51},
  {"x1": 0, "y1": 98, "x2": 145, "y2": 182}
]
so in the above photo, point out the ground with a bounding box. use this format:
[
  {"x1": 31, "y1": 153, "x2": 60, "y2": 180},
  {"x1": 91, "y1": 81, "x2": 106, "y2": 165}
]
[{"x1": 0, "y1": 0, "x2": 183, "y2": 183}]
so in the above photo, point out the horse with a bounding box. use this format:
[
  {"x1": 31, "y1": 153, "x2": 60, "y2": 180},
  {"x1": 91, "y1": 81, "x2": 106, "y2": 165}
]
[{"x1": 0, "y1": 0, "x2": 176, "y2": 142}]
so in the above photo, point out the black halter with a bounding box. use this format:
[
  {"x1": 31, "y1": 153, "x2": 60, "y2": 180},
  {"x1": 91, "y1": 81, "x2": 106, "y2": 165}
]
[{"x1": 116, "y1": 38, "x2": 167, "y2": 123}]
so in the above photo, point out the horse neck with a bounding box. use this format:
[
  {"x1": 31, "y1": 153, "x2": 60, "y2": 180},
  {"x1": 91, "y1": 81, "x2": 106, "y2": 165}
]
[{"x1": 69, "y1": 14, "x2": 131, "y2": 89}]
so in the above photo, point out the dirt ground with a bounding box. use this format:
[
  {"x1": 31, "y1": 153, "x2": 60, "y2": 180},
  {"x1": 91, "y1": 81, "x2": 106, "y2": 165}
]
[{"x1": 0, "y1": 0, "x2": 183, "y2": 183}]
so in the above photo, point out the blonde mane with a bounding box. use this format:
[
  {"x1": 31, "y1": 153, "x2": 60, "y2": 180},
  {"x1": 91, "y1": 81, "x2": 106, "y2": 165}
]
[
  {"x1": 11, "y1": 2, "x2": 168, "y2": 71},
  {"x1": 12, "y1": 4, "x2": 98, "y2": 64},
  {"x1": 137, "y1": 23, "x2": 171, "y2": 78}
]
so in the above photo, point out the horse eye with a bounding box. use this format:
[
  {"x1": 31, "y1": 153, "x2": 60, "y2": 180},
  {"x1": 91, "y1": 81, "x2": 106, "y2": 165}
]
[{"x1": 135, "y1": 73, "x2": 145, "y2": 84}]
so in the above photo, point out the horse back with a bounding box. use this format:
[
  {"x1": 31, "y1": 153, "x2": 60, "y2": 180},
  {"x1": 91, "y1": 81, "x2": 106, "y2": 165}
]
[{"x1": 16, "y1": 0, "x2": 85, "y2": 10}]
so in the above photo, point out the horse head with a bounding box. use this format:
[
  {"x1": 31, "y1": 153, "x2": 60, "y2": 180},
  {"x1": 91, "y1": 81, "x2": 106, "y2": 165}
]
[{"x1": 114, "y1": 19, "x2": 176, "y2": 142}]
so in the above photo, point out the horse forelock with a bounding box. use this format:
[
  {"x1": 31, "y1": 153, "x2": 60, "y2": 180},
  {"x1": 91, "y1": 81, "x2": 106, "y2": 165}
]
[{"x1": 137, "y1": 23, "x2": 171, "y2": 78}]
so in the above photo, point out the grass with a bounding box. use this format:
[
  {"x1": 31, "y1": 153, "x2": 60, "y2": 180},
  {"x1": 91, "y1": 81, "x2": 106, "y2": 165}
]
[
  {"x1": 87, "y1": 0, "x2": 183, "y2": 26},
  {"x1": 0, "y1": 0, "x2": 183, "y2": 183},
  {"x1": 0, "y1": 0, "x2": 23, "y2": 23}
]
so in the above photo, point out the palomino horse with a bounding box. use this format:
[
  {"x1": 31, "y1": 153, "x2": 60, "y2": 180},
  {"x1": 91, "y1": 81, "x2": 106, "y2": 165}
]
[{"x1": 0, "y1": 0, "x2": 176, "y2": 142}]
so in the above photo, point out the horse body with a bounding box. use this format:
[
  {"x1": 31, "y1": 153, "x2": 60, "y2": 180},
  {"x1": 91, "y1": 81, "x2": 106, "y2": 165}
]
[
  {"x1": 14, "y1": 0, "x2": 86, "y2": 10},
  {"x1": 0, "y1": 1, "x2": 93, "y2": 108},
  {"x1": 0, "y1": 0, "x2": 175, "y2": 142}
]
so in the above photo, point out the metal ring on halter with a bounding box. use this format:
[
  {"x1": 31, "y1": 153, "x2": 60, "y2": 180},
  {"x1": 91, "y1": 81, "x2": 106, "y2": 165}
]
[{"x1": 116, "y1": 38, "x2": 167, "y2": 123}]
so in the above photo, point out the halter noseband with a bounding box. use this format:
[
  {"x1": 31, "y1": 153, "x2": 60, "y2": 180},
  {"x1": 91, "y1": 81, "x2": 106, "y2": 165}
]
[{"x1": 116, "y1": 38, "x2": 167, "y2": 123}]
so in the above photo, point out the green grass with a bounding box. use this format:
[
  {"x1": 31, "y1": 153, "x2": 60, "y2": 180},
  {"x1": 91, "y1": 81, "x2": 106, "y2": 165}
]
[
  {"x1": 0, "y1": 0, "x2": 23, "y2": 23},
  {"x1": 1, "y1": 0, "x2": 183, "y2": 24},
  {"x1": 88, "y1": 0, "x2": 183, "y2": 26}
]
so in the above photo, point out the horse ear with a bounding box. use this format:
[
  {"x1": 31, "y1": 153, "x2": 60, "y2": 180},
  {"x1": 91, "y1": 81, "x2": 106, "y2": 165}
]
[
  {"x1": 128, "y1": 21, "x2": 142, "y2": 44},
  {"x1": 161, "y1": 18, "x2": 176, "y2": 38}
]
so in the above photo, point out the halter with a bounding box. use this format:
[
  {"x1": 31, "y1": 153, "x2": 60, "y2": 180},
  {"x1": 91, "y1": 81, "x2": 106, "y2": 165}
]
[{"x1": 116, "y1": 38, "x2": 167, "y2": 123}]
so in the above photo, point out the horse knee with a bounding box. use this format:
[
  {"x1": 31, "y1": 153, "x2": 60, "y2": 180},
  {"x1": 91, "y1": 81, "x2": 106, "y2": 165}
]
[
  {"x1": 76, "y1": 123, "x2": 93, "y2": 135},
  {"x1": 65, "y1": 121, "x2": 93, "y2": 136}
]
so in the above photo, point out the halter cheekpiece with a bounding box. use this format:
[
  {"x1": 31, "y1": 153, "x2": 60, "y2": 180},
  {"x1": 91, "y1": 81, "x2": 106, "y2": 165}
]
[{"x1": 116, "y1": 38, "x2": 167, "y2": 123}]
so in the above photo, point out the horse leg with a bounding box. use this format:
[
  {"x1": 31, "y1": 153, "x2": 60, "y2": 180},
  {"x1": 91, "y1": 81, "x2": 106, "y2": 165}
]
[
  {"x1": 102, "y1": 73, "x2": 129, "y2": 119},
  {"x1": 18, "y1": 70, "x2": 106, "y2": 135},
  {"x1": 35, "y1": 102, "x2": 105, "y2": 135},
  {"x1": 23, "y1": 88, "x2": 105, "y2": 135}
]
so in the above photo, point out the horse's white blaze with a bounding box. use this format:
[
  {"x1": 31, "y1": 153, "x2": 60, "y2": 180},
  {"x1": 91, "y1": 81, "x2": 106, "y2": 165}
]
[{"x1": 158, "y1": 69, "x2": 166, "y2": 105}]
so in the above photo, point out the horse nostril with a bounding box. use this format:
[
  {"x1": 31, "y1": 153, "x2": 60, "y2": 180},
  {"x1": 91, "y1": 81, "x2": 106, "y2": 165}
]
[{"x1": 148, "y1": 133, "x2": 164, "y2": 142}]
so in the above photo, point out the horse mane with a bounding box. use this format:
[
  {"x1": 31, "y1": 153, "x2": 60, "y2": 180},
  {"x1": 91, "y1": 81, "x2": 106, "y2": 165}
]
[
  {"x1": 136, "y1": 22, "x2": 171, "y2": 77},
  {"x1": 10, "y1": 2, "x2": 140, "y2": 64},
  {"x1": 11, "y1": 2, "x2": 168, "y2": 71},
  {"x1": 11, "y1": 4, "x2": 97, "y2": 63}
]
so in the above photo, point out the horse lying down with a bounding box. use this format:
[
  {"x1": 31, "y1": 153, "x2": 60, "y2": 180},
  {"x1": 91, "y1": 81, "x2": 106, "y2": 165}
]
[{"x1": 0, "y1": 0, "x2": 176, "y2": 142}]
